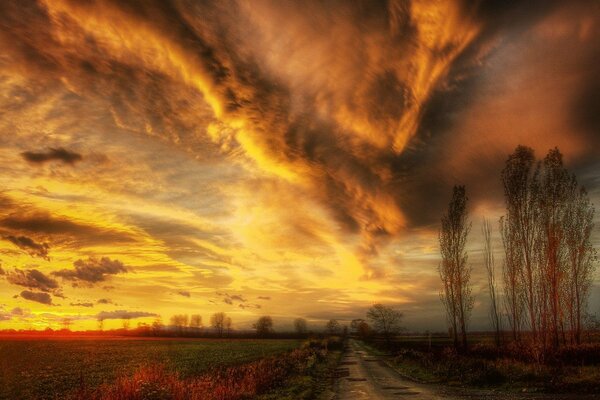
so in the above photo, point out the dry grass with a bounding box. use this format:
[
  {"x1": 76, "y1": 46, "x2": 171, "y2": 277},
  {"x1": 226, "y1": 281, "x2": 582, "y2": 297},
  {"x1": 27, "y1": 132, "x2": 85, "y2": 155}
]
[{"x1": 69, "y1": 347, "x2": 322, "y2": 400}]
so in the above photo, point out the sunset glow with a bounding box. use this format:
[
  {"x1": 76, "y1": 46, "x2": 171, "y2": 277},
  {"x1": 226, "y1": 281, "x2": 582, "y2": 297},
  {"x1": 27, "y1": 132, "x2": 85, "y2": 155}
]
[{"x1": 0, "y1": 0, "x2": 598, "y2": 332}]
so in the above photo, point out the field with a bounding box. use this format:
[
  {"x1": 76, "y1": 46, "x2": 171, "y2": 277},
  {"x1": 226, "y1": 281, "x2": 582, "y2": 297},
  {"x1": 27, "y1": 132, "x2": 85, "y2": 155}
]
[{"x1": 0, "y1": 337, "x2": 302, "y2": 400}]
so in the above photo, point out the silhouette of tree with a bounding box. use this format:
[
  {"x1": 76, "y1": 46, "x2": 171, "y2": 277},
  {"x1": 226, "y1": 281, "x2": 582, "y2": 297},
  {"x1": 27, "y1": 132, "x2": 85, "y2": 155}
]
[
  {"x1": 211, "y1": 312, "x2": 230, "y2": 337},
  {"x1": 439, "y1": 185, "x2": 472, "y2": 351},
  {"x1": 483, "y1": 218, "x2": 502, "y2": 347},
  {"x1": 366, "y1": 304, "x2": 403, "y2": 345},
  {"x1": 170, "y1": 314, "x2": 189, "y2": 335},
  {"x1": 253, "y1": 316, "x2": 274, "y2": 337},
  {"x1": 500, "y1": 146, "x2": 597, "y2": 351},
  {"x1": 325, "y1": 319, "x2": 341, "y2": 335},
  {"x1": 293, "y1": 318, "x2": 308, "y2": 336},
  {"x1": 189, "y1": 314, "x2": 203, "y2": 332}
]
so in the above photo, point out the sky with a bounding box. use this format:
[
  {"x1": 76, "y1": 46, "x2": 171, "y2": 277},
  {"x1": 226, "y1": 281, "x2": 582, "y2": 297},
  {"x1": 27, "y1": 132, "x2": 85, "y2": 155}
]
[{"x1": 0, "y1": 0, "x2": 599, "y2": 331}]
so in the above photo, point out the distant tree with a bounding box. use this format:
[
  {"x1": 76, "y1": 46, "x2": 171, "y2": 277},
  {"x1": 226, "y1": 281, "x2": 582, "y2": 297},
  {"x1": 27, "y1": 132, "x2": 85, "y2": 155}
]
[
  {"x1": 170, "y1": 314, "x2": 189, "y2": 334},
  {"x1": 356, "y1": 320, "x2": 372, "y2": 339},
  {"x1": 97, "y1": 318, "x2": 104, "y2": 332},
  {"x1": 254, "y1": 316, "x2": 274, "y2": 337},
  {"x1": 350, "y1": 319, "x2": 365, "y2": 334},
  {"x1": 325, "y1": 319, "x2": 341, "y2": 335},
  {"x1": 366, "y1": 304, "x2": 403, "y2": 345},
  {"x1": 62, "y1": 318, "x2": 72, "y2": 331},
  {"x1": 122, "y1": 319, "x2": 130, "y2": 331},
  {"x1": 225, "y1": 316, "x2": 233, "y2": 336},
  {"x1": 189, "y1": 314, "x2": 203, "y2": 331},
  {"x1": 211, "y1": 312, "x2": 229, "y2": 337},
  {"x1": 293, "y1": 318, "x2": 308, "y2": 336},
  {"x1": 483, "y1": 218, "x2": 502, "y2": 347},
  {"x1": 152, "y1": 317, "x2": 164, "y2": 336},
  {"x1": 439, "y1": 185, "x2": 473, "y2": 351}
]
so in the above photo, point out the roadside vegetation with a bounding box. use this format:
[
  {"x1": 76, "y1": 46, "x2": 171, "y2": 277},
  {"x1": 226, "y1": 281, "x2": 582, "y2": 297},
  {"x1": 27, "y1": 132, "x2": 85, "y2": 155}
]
[{"x1": 352, "y1": 145, "x2": 600, "y2": 395}]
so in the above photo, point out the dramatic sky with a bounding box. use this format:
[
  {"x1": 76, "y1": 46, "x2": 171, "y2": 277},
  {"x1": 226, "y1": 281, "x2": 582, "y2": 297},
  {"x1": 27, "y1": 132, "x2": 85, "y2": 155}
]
[{"x1": 0, "y1": 0, "x2": 599, "y2": 331}]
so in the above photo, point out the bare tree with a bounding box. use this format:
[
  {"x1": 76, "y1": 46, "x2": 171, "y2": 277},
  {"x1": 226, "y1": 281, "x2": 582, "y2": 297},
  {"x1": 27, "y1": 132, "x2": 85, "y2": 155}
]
[
  {"x1": 325, "y1": 319, "x2": 341, "y2": 335},
  {"x1": 253, "y1": 315, "x2": 274, "y2": 337},
  {"x1": 152, "y1": 317, "x2": 164, "y2": 336},
  {"x1": 170, "y1": 314, "x2": 189, "y2": 335},
  {"x1": 500, "y1": 146, "x2": 597, "y2": 351},
  {"x1": 483, "y1": 218, "x2": 502, "y2": 347},
  {"x1": 501, "y1": 146, "x2": 539, "y2": 340},
  {"x1": 189, "y1": 314, "x2": 203, "y2": 332},
  {"x1": 210, "y1": 312, "x2": 227, "y2": 337},
  {"x1": 294, "y1": 318, "x2": 308, "y2": 336},
  {"x1": 564, "y1": 186, "x2": 597, "y2": 344},
  {"x1": 366, "y1": 304, "x2": 403, "y2": 346},
  {"x1": 500, "y1": 215, "x2": 524, "y2": 342},
  {"x1": 224, "y1": 315, "x2": 232, "y2": 336},
  {"x1": 356, "y1": 320, "x2": 372, "y2": 339},
  {"x1": 439, "y1": 185, "x2": 473, "y2": 351}
]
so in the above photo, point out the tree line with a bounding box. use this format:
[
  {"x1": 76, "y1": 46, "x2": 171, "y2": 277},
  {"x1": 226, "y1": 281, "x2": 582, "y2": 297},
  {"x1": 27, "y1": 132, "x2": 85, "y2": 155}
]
[{"x1": 439, "y1": 145, "x2": 597, "y2": 354}]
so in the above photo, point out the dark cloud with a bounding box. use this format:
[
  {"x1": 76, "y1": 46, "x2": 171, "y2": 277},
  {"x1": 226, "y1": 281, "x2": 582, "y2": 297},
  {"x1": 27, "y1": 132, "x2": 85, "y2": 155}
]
[
  {"x1": 177, "y1": 290, "x2": 190, "y2": 297},
  {"x1": 3, "y1": 235, "x2": 50, "y2": 260},
  {"x1": 54, "y1": 257, "x2": 128, "y2": 284},
  {"x1": 21, "y1": 147, "x2": 82, "y2": 165},
  {"x1": 217, "y1": 292, "x2": 246, "y2": 305},
  {"x1": 238, "y1": 303, "x2": 261, "y2": 310},
  {"x1": 0, "y1": 212, "x2": 136, "y2": 247},
  {"x1": 0, "y1": 265, "x2": 5, "y2": 275},
  {"x1": 6, "y1": 268, "x2": 60, "y2": 293},
  {"x1": 97, "y1": 298, "x2": 113, "y2": 304},
  {"x1": 96, "y1": 310, "x2": 157, "y2": 320},
  {"x1": 20, "y1": 290, "x2": 52, "y2": 305},
  {"x1": 257, "y1": 296, "x2": 270, "y2": 300},
  {"x1": 70, "y1": 302, "x2": 94, "y2": 307},
  {"x1": 11, "y1": 307, "x2": 25, "y2": 315}
]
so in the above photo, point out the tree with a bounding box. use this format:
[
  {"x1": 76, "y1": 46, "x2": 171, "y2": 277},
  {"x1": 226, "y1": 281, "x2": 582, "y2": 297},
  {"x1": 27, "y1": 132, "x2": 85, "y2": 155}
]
[
  {"x1": 293, "y1": 318, "x2": 308, "y2": 336},
  {"x1": 483, "y1": 218, "x2": 502, "y2": 347},
  {"x1": 356, "y1": 320, "x2": 372, "y2": 339},
  {"x1": 439, "y1": 185, "x2": 473, "y2": 351},
  {"x1": 325, "y1": 319, "x2": 341, "y2": 335},
  {"x1": 189, "y1": 314, "x2": 203, "y2": 332},
  {"x1": 170, "y1": 314, "x2": 189, "y2": 334},
  {"x1": 350, "y1": 319, "x2": 365, "y2": 334},
  {"x1": 224, "y1": 315, "x2": 232, "y2": 336},
  {"x1": 501, "y1": 146, "x2": 539, "y2": 341},
  {"x1": 210, "y1": 312, "x2": 228, "y2": 337},
  {"x1": 500, "y1": 215, "x2": 524, "y2": 342},
  {"x1": 152, "y1": 317, "x2": 164, "y2": 336},
  {"x1": 254, "y1": 316, "x2": 274, "y2": 337},
  {"x1": 500, "y1": 146, "x2": 597, "y2": 351},
  {"x1": 366, "y1": 304, "x2": 403, "y2": 345},
  {"x1": 564, "y1": 186, "x2": 597, "y2": 344}
]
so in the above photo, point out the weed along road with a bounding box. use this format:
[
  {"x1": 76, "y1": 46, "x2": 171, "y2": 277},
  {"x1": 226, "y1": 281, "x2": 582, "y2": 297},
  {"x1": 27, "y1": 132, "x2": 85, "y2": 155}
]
[{"x1": 333, "y1": 340, "x2": 598, "y2": 400}]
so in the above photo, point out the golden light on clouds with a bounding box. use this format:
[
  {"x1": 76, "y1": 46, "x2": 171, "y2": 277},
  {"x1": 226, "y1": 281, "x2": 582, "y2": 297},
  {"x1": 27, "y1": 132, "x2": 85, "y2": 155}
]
[{"x1": 0, "y1": 0, "x2": 599, "y2": 330}]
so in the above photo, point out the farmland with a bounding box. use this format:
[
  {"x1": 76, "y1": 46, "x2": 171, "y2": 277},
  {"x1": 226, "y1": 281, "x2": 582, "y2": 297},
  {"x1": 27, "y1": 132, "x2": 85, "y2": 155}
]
[{"x1": 0, "y1": 337, "x2": 302, "y2": 400}]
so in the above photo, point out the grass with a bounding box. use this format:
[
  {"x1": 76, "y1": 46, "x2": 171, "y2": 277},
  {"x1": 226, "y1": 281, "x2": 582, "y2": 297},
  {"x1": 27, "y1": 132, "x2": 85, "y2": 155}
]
[
  {"x1": 361, "y1": 335, "x2": 600, "y2": 394},
  {"x1": 0, "y1": 338, "x2": 301, "y2": 400}
]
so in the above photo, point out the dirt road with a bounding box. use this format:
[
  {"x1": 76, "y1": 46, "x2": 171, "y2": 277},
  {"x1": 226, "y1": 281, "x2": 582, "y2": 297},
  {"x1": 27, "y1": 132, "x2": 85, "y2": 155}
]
[{"x1": 333, "y1": 340, "x2": 595, "y2": 400}]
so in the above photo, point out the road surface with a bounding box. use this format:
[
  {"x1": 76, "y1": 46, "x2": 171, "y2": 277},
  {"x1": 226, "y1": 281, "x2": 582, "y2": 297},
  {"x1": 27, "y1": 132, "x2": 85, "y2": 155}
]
[{"x1": 333, "y1": 340, "x2": 595, "y2": 400}]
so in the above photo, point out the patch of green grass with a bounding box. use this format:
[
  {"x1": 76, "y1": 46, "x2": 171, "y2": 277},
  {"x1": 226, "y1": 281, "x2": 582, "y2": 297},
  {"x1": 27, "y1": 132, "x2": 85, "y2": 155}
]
[
  {"x1": 256, "y1": 343, "x2": 343, "y2": 400},
  {"x1": 0, "y1": 338, "x2": 301, "y2": 400}
]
